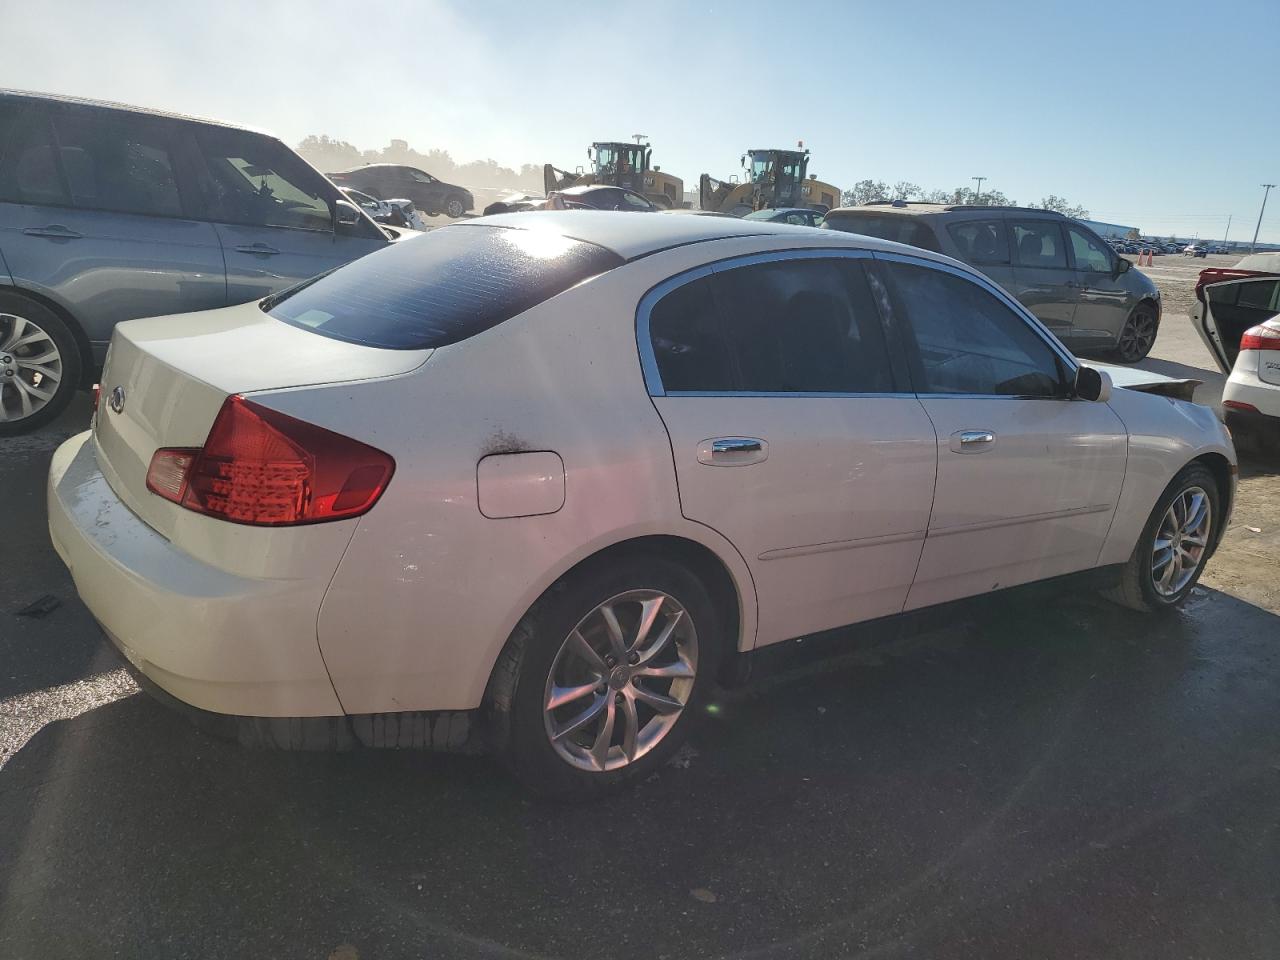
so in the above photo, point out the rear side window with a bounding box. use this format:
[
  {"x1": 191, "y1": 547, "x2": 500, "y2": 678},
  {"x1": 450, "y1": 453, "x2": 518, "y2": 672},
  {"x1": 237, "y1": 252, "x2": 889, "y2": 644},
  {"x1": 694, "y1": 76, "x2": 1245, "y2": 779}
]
[
  {"x1": 1010, "y1": 220, "x2": 1068, "y2": 268},
  {"x1": 266, "y1": 225, "x2": 623, "y2": 349},
  {"x1": 947, "y1": 220, "x2": 1010, "y2": 264},
  {"x1": 0, "y1": 109, "x2": 67, "y2": 205},
  {"x1": 49, "y1": 110, "x2": 184, "y2": 217},
  {"x1": 823, "y1": 214, "x2": 942, "y2": 253},
  {"x1": 646, "y1": 257, "x2": 896, "y2": 394}
]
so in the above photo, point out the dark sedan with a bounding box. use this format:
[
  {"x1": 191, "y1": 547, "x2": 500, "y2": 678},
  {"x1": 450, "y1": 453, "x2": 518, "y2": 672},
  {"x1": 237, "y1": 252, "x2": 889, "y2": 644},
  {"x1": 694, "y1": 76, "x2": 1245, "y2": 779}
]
[
  {"x1": 329, "y1": 164, "x2": 474, "y2": 218},
  {"x1": 743, "y1": 207, "x2": 826, "y2": 226}
]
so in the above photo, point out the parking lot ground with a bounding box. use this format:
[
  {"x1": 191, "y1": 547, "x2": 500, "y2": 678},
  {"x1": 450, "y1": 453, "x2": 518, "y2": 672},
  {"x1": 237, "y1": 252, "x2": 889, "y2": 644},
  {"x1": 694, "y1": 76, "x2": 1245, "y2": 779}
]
[{"x1": 3, "y1": 316, "x2": 1279, "y2": 957}]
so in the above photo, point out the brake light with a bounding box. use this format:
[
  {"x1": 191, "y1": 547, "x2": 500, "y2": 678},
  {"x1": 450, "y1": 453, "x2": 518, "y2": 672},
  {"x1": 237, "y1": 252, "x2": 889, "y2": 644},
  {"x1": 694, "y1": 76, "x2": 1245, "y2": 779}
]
[
  {"x1": 91, "y1": 383, "x2": 100, "y2": 413},
  {"x1": 1239, "y1": 322, "x2": 1280, "y2": 352},
  {"x1": 1222, "y1": 400, "x2": 1260, "y2": 414},
  {"x1": 145, "y1": 395, "x2": 395, "y2": 526}
]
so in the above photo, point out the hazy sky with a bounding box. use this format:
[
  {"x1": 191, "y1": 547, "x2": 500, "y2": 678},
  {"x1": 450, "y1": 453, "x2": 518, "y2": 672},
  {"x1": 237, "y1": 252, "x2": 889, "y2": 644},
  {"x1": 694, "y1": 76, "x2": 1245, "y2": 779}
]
[{"x1": 4, "y1": 0, "x2": 1279, "y2": 241}]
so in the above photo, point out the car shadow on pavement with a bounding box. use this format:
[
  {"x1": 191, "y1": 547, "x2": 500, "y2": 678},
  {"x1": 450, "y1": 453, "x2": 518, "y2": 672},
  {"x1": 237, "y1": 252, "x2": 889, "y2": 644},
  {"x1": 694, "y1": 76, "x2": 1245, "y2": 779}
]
[{"x1": 3, "y1": 585, "x2": 1279, "y2": 960}]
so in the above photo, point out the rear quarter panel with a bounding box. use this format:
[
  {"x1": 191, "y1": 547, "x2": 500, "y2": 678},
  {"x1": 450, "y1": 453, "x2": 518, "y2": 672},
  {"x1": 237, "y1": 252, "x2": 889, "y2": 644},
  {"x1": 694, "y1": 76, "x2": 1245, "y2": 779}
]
[
  {"x1": 1097, "y1": 388, "x2": 1236, "y2": 566},
  {"x1": 274, "y1": 244, "x2": 779, "y2": 715}
]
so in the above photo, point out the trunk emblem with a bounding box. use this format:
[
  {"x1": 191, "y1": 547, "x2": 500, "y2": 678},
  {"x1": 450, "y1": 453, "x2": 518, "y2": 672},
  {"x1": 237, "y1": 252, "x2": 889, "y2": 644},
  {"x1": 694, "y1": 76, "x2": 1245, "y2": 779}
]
[{"x1": 108, "y1": 385, "x2": 126, "y2": 414}]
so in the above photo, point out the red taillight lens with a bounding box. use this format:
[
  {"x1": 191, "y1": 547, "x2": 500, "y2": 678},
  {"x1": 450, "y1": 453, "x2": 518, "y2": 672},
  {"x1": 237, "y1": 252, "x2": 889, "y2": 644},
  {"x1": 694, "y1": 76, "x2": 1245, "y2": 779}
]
[
  {"x1": 145, "y1": 396, "x2": 395, "y2": 526},
  {"x1": 1222, "y1": 400, "x2": 1260, "y2": 414},
  {"x1": 1239, "y1": 322, "x2": 1280, "y2": 352},
  {"x1": 91, "y1": 383, "x2": 100, "y2": 413}
]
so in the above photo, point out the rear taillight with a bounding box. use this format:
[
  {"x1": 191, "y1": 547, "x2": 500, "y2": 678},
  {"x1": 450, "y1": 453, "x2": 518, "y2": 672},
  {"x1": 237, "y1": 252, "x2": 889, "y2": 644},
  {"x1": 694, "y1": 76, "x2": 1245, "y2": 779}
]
[
  {"x1": 145, "y1": 395, "x2": 394, "y2": 526},
  {"x1": 1239, "y1": 321, "x2": 1280, "y2": 352},
  {"x1": 1222, "y1": 400, "x2": 1260, "y2": 414},
  {"x1": 91, "y1": 383, "x2": 100, "y2": 413}
]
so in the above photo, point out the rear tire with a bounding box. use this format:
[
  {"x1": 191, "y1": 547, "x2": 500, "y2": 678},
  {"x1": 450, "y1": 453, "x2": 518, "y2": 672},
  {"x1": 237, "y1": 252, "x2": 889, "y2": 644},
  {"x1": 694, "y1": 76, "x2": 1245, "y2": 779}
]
[
  {"x1": 1101, "y1": 462, "x2": 1219, "y2": 612},
  {"x1": 0, "y1": 292, "x2": 82, "y2": 436},
  {"x1": 486, "y1": 555, "x2": 722, "y2": 799}
]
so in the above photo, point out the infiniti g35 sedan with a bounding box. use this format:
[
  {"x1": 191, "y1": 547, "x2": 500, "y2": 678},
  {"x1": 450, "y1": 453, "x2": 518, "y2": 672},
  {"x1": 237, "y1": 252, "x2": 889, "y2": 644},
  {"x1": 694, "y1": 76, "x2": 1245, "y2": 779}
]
[{"x1": 48, "y1": 212, "x2": 1236, "y2": 797}]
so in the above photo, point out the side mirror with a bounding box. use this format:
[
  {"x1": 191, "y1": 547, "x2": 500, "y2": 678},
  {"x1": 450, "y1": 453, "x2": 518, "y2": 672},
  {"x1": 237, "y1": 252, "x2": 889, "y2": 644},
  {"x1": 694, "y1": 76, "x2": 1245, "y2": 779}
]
[
  {"x1": 334, "y1": 199, "x2": 363, "y2": 227},
  {"x1": 1115, "y1": 257, "x2": 1131, "y2": 275},
  {"x1": 1075, "y1": 365, "x2": 1112, "y2": 403}
]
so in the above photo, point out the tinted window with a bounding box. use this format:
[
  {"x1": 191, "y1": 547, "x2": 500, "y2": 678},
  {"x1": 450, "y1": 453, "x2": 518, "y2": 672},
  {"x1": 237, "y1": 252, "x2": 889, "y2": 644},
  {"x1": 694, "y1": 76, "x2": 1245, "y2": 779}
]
[
  {"x1": 822, "y1": 214, "x2": 942, "y2": 253},
  {"x1": 267, "y1": 225, "x2": 623, "y2": 349},
  {"x1": 885, "y1": 262, "x2": 1066, "y2": 397},
  {"x1": 1067, "y1": 225, "x2": 1113, "y2": 272},
  {"x1": 648, "y1": 275, "x2": 735, "y2": 392},
  {"x1": 196, "y1": 128, "x2": 333, "y2": 231},
  {"x1": 712, "y1": 258, "x2": 895, "y2": 393},
  {"x1": 947, "y1": 219, "x2": 1009, "y2": 264},
  {"x1": 1011, "y1": 221, "x2": 1068, "y2": 268},
  {"x1": 49, "y1": 110, "x2": 184, "y2": 217},
  {"x1": 0, "y1": 110, "x2": 65, "y2": 205},
  {"x1": 618, "y1": 190, "x2": 654, "y2": 211}
]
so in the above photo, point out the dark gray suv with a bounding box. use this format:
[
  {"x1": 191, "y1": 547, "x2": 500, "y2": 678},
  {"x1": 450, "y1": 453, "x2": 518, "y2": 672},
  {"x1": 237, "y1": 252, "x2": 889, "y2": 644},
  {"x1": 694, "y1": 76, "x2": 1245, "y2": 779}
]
[
  {"x1": 0, "y1": 90, "x2": 392, "y2": 434},
  {"x1": 823, "y1": 203, "x2": 1161, "y2": 363}
]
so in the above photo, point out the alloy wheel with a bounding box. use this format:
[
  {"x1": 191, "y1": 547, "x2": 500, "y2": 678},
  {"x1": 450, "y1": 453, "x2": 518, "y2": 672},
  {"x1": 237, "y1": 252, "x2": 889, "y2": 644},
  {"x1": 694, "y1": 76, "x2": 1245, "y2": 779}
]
[
  {"x1": 0, "y1": 313, "x2": 63, "y2": 424},
  {"x1": 1118, "y1": 310, "x2": 1157, "y2": 362},
  {"x1": 446, "y1": 198, "x2": 465, "y2": 218},
  {"x1": 542, "y1": 589, "x2": 698, "y2": 772},
  {"x1": 1151, "y1": 485, "x2": 1211, "y2": 597}
]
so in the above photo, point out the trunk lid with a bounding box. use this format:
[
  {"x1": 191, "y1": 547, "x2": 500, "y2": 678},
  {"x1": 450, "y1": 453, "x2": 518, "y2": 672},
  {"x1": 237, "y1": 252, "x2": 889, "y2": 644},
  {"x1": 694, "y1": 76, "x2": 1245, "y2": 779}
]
[
  {"x1": 94, "y1": 300, "x2": 429, "y2": 538},
  {"x1": 1193, "y1": 275, "x2": 1280, "y2": 374}
]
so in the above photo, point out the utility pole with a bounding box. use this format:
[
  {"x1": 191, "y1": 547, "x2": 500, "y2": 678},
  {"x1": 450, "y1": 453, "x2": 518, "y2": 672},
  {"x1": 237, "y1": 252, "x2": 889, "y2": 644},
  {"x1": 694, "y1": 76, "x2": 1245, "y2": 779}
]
[
  {"x1": 1223, "y1": 213, "x2": 1232, "y2": 250},
  {"x1": 972, "y1": 176, "x2": 986, "y2": 204},
  {"x1": 1252, "y1": 184, "x2": 1275, "y2": 252}
]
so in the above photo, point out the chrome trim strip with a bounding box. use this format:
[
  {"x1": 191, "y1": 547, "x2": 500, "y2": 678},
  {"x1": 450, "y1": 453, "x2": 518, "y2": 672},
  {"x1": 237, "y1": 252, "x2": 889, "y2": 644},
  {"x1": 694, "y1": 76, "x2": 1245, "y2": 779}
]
[
  {"x1": 927, "y1": 502, "x2": 1113, "y2": 538},
  {"x1": 759, "y1": 529, "x2": 927, "y2": 561}
]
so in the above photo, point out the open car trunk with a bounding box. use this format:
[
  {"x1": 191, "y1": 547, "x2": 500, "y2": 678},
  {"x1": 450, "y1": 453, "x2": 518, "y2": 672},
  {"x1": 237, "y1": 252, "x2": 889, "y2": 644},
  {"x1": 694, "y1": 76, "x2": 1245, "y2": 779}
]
[{"x1": 1194, "y1": 275, "x2": 1280, "y2": 374}]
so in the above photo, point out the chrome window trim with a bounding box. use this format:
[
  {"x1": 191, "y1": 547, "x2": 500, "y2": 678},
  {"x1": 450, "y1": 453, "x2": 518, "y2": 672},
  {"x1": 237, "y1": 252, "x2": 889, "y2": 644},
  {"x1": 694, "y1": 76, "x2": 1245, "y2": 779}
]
[
  {"x1": 635, "y1": 246, "x2": 888, "y2": 398},
  {"x1": 869, "y1": 249, "x2": 1080, "y2": 377}
]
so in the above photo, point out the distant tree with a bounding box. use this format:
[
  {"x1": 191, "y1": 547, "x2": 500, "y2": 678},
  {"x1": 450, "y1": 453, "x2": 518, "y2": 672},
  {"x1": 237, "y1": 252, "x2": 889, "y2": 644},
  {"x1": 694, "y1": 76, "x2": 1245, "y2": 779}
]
[
  {"x1": 296, "y1": 135, "x2": 542, "y2": 193},
  {"x1": 841, "y1": 179, "x2": 889, "y2": 206},
  {"x1": 948, "y1": 186, "x2": 1014, "y2": 206},
  {"x1": 1034, "y1": 194, "x2": 1090, "y2": 219},
  {"x1": 891, "y1": 180, "x2": 922, "y2": 201},
  {"x1": 295, "y1": 135, "x2": 362, "y2": 173},
  {"x1": 1125, "y1": 228, "x2": 1141, "y2": 240}
]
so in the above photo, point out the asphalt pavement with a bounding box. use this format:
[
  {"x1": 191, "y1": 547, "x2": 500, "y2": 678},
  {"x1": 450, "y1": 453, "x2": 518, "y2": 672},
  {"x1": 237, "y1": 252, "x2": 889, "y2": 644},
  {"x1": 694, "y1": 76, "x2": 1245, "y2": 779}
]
[{"x1": 2, "y1": 316, "x2": 1278, "y2": 959}]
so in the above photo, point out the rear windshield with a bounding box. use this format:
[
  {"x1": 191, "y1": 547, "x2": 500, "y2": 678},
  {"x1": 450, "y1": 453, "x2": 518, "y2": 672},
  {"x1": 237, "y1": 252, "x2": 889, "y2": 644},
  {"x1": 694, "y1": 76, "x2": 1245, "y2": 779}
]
[
  {"x1": 822, "y1": 214, "x2": 942, "y2": 253},
  {"x1": 265, "y1": 225, "x2": 623, "y2": 349}
]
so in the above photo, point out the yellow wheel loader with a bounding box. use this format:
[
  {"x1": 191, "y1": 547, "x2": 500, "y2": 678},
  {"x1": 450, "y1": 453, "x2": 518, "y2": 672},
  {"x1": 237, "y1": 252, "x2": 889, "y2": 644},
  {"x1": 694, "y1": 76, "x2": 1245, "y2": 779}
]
[
  {"x1": 543, "y1": 140, "x2": 684, "y2": 209},
  {"x1": 699, "y1": 148, "x2": 840, "y2": 216}
]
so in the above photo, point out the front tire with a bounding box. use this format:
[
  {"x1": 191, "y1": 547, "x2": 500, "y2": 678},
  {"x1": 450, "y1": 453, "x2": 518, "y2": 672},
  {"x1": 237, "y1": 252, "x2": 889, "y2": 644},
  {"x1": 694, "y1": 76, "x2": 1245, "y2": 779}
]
[
  {"x1": 486, "y1": 556, "x2": 721, "y2": 799},
  {"x1": 444, "y1": 196, "x2": 466, "y2": 219},
  {"x1": 1113, "y1": 303, "x2": 1159, "y2": 363},
  {"x1": 1102, "y1": 463, "x2": 1219, "y2": 612},
  {"x1": 0, "y1": 293, "x2": 82, "y2": 436}
]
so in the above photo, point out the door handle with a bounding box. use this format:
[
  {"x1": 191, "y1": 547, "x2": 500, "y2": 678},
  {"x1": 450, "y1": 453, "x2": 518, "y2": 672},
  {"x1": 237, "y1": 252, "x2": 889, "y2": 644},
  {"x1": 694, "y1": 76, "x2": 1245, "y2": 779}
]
[
  {"x1": 698, "y1": 437, "x2": 768, "y2": 466},
  {"x1": 235, "y1": 242, "x2": 281, "y2": 256},
  {"x1": 950, "y1": 430, "x2": 996, "y2": 454},
  {"x1": 23, "y1": 224, "x2": 82, "y2": 239}
]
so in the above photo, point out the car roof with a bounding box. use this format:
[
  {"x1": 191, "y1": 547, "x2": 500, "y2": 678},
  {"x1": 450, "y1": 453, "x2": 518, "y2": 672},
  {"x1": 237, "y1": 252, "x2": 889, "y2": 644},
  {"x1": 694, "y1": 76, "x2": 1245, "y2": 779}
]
[
  {"x1": 827, "y1": 202, "x2": 1069, "y2": 219},
  {"x1": 336, "y1": 164, "x2": 422, "y2": 173},
  {"x1": 0, "y1": 88, "x2": 269, "y2": 136},
  {"x1": 460, "y1": 210, "x2": 940, "y2": 262}
]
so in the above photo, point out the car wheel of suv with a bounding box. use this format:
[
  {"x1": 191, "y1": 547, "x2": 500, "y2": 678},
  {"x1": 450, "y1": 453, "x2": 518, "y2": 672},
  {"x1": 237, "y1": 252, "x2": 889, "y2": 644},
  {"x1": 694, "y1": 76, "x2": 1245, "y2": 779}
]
[
  {"x1": 1102, "y1": 463, "x2": 1219, "y2": 613},
  {"x1": 444, "y1": 196, "x2": 466, "y2": 218},
  {"x1": 1114, "y1": 304, "x2": 1158, "y2": 363},
  {"x1": 0, "y1": 293, "x2": 82, "y2": 436},
  {"x1": 487, "y1": 555, "x2": 721, "y2": 799}
]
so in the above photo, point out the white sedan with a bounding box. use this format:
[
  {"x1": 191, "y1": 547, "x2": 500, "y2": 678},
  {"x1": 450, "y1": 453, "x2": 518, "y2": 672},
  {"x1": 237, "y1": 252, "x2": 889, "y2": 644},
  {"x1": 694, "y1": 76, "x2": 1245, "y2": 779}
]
[
  {"x1": 48, "y1": 212, "x2": 1236, "y2": 797},
  {"x1": 1194, "y1": 272, "x2": 1280, "y2": 445}
]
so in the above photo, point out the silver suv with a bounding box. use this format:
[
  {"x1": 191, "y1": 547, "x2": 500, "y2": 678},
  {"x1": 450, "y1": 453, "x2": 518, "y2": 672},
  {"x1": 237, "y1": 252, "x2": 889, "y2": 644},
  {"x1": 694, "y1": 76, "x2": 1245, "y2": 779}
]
[
  {"x1": 0, "y1": 90, "x2": 392, "y2": 434},
  {"x1": 823, "y1": 203, "x2": 1161, "y2": 363}
]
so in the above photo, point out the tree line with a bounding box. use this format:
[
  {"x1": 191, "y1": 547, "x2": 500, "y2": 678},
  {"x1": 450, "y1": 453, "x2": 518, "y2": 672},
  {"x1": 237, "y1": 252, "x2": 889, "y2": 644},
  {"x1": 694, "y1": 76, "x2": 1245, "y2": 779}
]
[{"x1": 841, "y1": 180, "x2": 1089, "y2": 219}]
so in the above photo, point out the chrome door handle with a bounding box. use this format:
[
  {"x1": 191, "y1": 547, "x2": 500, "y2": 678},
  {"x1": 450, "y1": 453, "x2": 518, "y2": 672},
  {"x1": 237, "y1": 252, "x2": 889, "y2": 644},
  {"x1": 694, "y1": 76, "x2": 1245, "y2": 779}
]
[
  {"x1": 698, "y1": 437, "x2": 768, "y2": 466},
  {"x1": 235, "y1": 243, "x2": 281, "y2": 255},
  {"x1": 23, "y1": 224, "x2": 82, "y2": 239},
  {"x1": 951, "y1": 430, "x2": 996, "y2": 454},
  {"x1": 712, "y1": 438, "x2": 762, "y2": 453}
]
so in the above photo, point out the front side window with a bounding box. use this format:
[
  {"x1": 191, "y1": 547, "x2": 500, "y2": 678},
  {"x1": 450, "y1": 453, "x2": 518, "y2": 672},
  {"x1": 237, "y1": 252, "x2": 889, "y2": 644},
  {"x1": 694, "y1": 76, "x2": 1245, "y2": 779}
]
[
  {"x1": 1067, "y1": 225, "x2": 1114, "y2": 273},
  {"x1": 196, "y1": 128, "x2": 333, "y2": 231},
  {"x1": 49, "y1": 110, "x2": 184, "y2": 217},
  {"x1": 267, "y1": 224, "x2": 623, "y2": 349},
  {"x1": 884, "y1": 261, "x2": 1067, "y2": 397},
  {"x1": 1010, "y1": 220, "x2": 1068, "y2": 268},
  {"x1": 409, "y1": 169, "x2": 435, "y2": 184},
  {"x1": 947, "y1": 220, "x2": 1009, "y2": 264}
]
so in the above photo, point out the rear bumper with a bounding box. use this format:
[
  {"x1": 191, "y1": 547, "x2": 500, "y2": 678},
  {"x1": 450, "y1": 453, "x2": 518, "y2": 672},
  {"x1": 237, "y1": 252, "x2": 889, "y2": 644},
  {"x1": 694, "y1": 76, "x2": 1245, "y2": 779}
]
[{"x1": 47, "y1": 431, "x2": 345, "y2": 718}]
